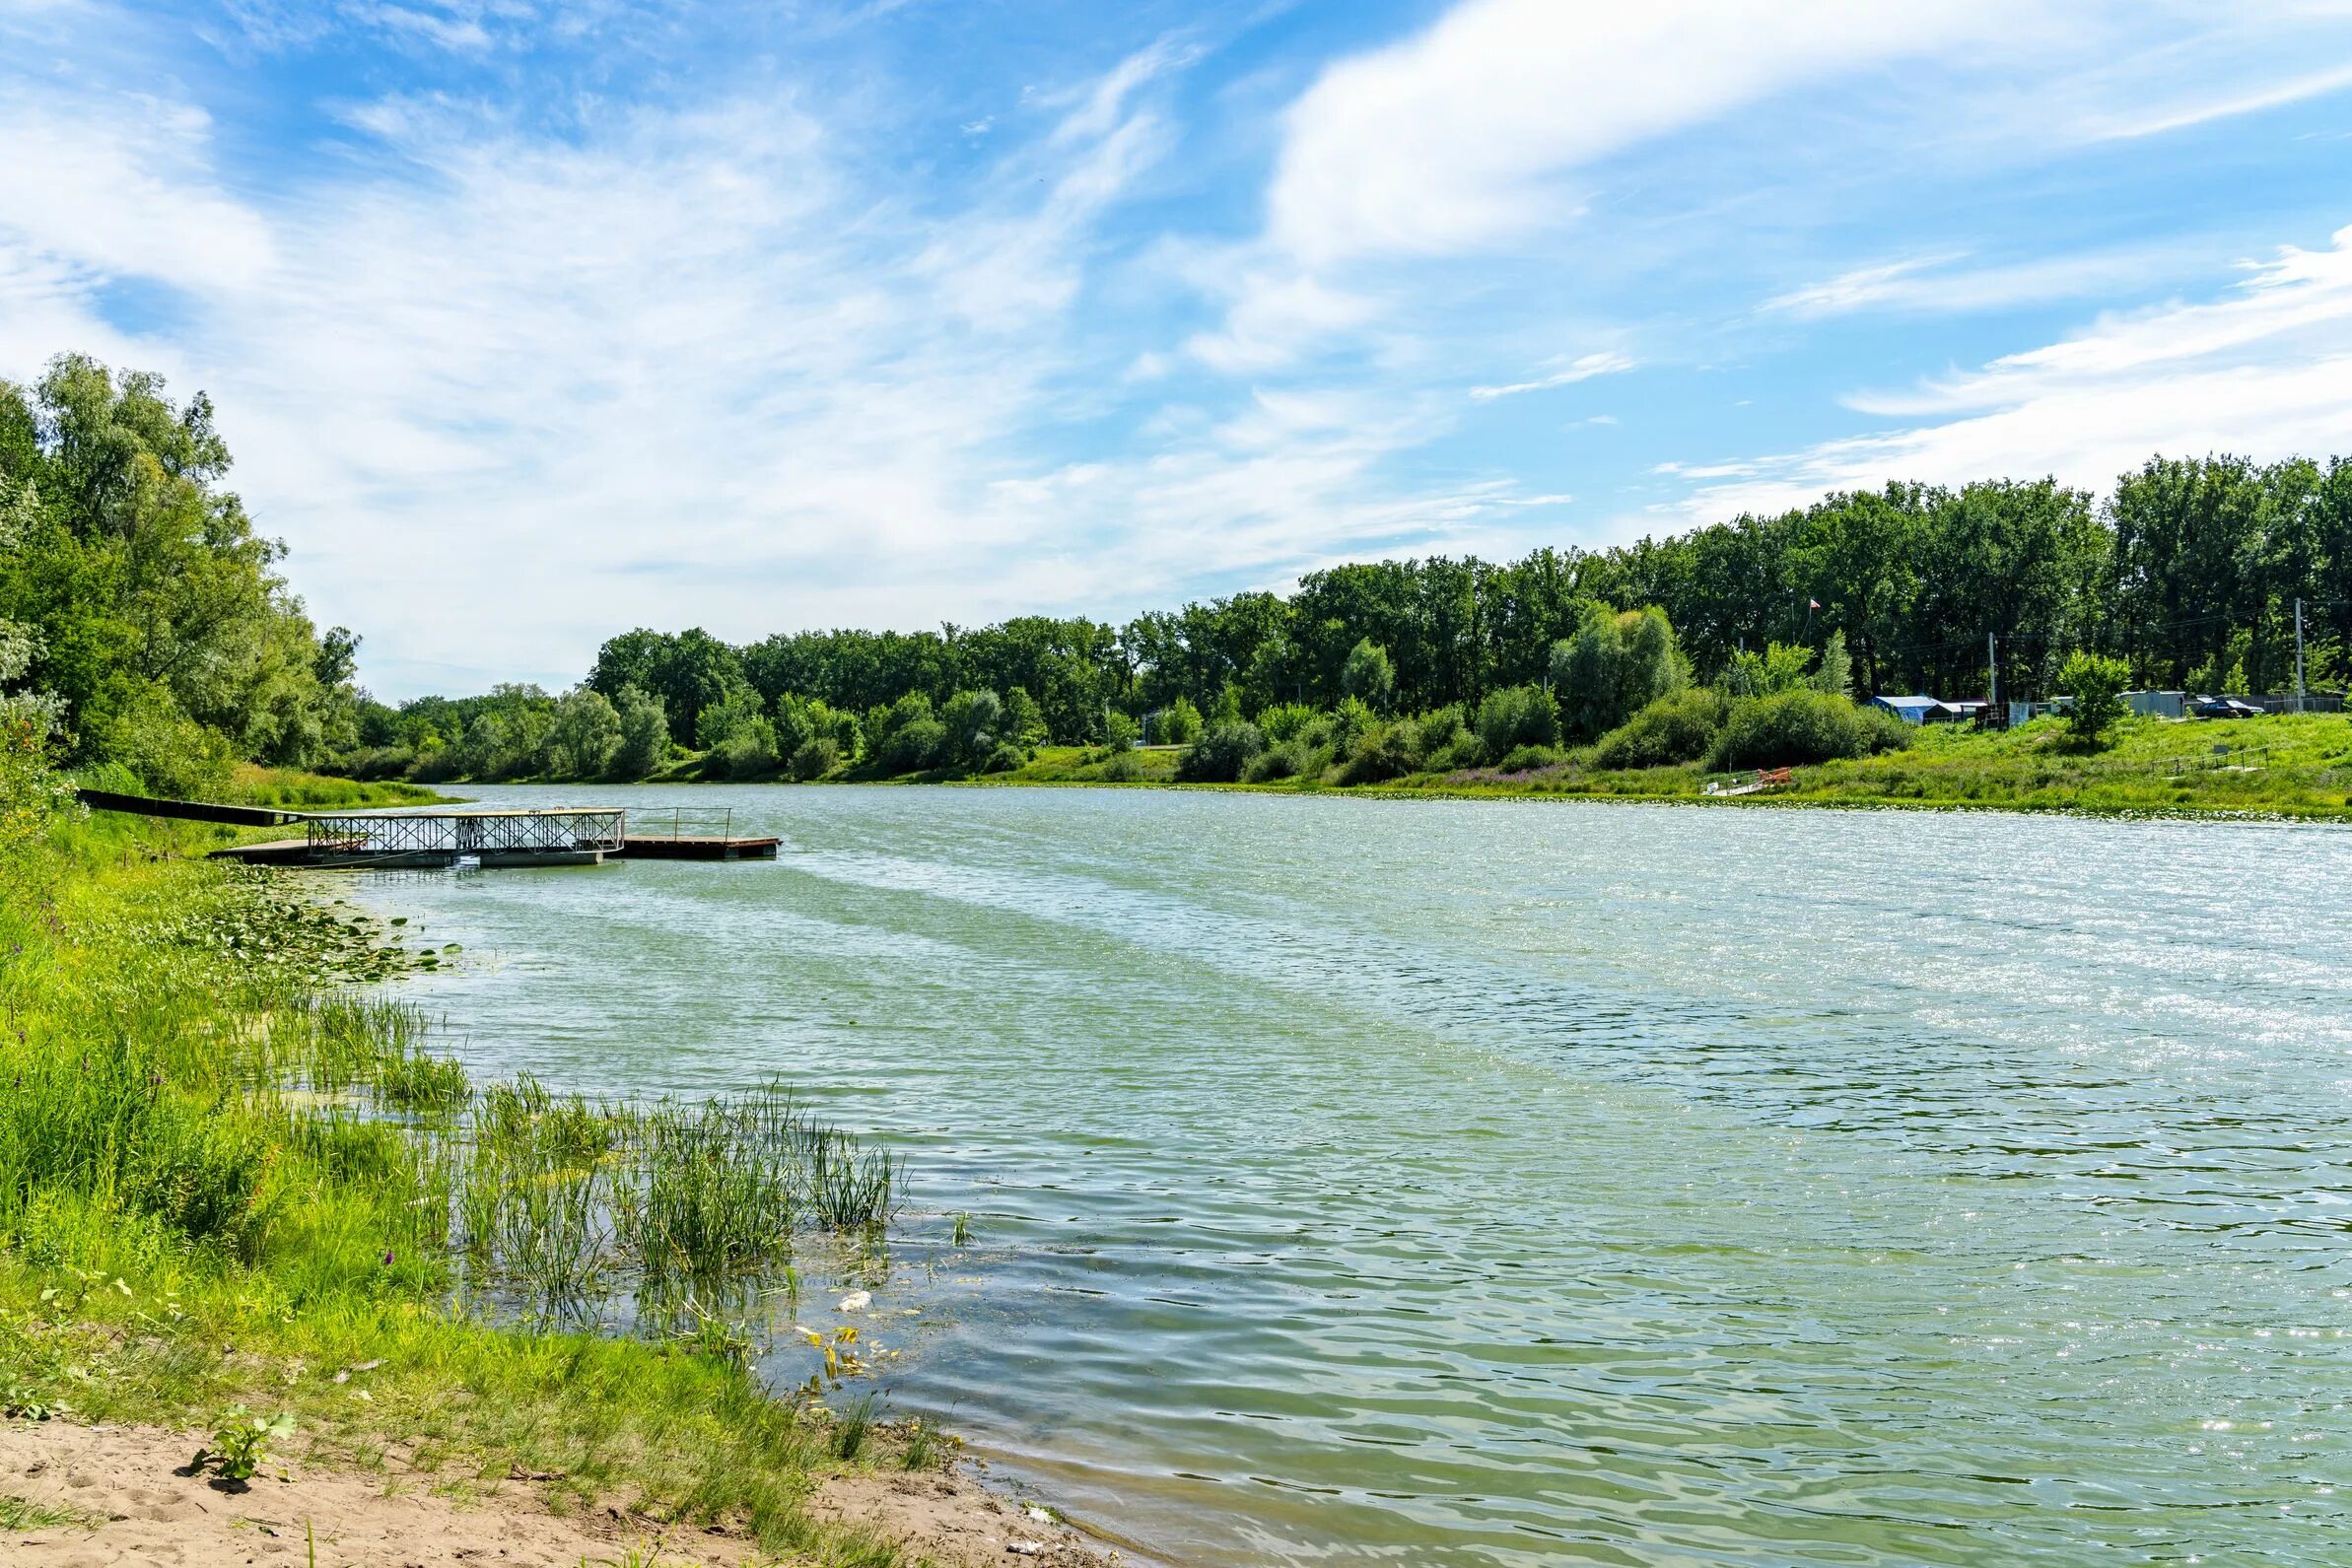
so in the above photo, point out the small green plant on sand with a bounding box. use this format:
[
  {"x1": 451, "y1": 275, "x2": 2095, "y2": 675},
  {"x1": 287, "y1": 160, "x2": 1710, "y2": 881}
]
[
  {"x1": 192, "y1": 1405, "x2": 296, "y2": 1482},
  {"x1": 0, "y1": 1490, "x2": 97, "y2": 1531},
  {"x1": 901, "y1": 1417, "x2": 938, "y2": 1470}
]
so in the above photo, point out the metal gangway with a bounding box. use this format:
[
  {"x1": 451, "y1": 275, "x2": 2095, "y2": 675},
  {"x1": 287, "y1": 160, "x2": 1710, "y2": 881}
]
[{"x1": 301, "y1": 807, "x2": 626, "y2": 868}]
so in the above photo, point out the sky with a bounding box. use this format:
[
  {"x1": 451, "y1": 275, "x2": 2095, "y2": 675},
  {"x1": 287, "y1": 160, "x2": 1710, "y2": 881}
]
[{"x1": 6, "y1": 1, "x2": 2352, "y2": 698}]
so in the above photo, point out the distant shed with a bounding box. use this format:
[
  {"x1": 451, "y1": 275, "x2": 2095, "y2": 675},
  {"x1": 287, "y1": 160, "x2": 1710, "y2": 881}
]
[{"x1": 1870, "y1": 695, "x2": 1947, "y2": 725}]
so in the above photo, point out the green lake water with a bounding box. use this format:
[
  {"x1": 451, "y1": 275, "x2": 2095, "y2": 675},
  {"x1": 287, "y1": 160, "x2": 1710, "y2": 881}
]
[{"x1": 363, "y1": 784, "x2": 2351, "y2": 1565}]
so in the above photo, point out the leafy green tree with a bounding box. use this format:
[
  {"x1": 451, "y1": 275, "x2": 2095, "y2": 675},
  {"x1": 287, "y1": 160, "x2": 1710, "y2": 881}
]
[
  {"x1": 2059, "y1": 650, "x2": 2129, "y2": 746},
  {"x1": 547, "y1": 686, "x2": 622, "y2": 778},
  {"x1": 0, "y1": 356, "x2": 354, "y2": 785},
  {"x1": 694, "y1": 687, "x2": 765, "y2": 752},
  {"x1": 1723, "y1": 643, "x2": 1816, "y2": 697},
  {"x1": 1177, "y1": 721, "x2": 1263, "y2": 782},
  {"x1": 869, "y1": 692, "x2": 944, "y2": 773},
  {"x1": 1003, "y1": 686, "x2": 1049, "y2": 747},
  {"x1": 939, "y1": 689, "x2": 1003, "y2": 771},
  {"x1": 1475, "y1": 684, "x2": 1558, "y2": 762},
  {"x1": 1160, "y1": 695, "x2": 1202, "y2": 745},
  {"x1": 1102, "y1": 710, "x2": 1140, "y2": 752},
  {"x1": 611, "y1": 684, "x2": 669, "y2": 778},
  {"x1": 1810, "y1": 630, "x2": 1852, "y2": 699},
  {"x1": 1341, "y1": 638, "x2": 1395, "y2": 712}
]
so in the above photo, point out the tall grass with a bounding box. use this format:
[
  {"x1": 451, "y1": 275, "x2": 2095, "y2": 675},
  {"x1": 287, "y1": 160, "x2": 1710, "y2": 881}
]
[{"x1": 0, "y1": 810, "x2": 927, "y2": 1558}]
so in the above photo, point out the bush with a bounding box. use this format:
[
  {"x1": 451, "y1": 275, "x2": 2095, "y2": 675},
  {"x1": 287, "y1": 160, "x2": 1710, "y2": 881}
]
[
  {"x1": 879, "y1": 716, "x2": 945, "y2": 773},
  {"x1": 1708, "y1": 690, "x2": 1911, "y2": 771},
  {"x1": 1495, "y1": 743, "x2": 1562, "y2": 773},
  {"x1": 2060, "y1": 650, "x2": 2129, "y2": 746},
  {"x1": 1257, "y1": 703, "x2": 1320, "y2": 742},
  {"x1": 712, "y1": 718, "x2": 779, "y2": 778},
  {"x1": 1099, "y1": 751, "x2": 1142, "y2": 782},
  {"x1": 787, "y1": 735, "x2": 839, "y2": 781},
  {"x1": 1242, "y1": 742, "x2": 1304, "y2": 783},
  {"x1": 1103, "y1": 711, "x2": 1140, "y2": 753},
  {"x1": 1475, "y1": 684, "x2": 1558, "y2": 763},
  {"x1": 1160, "y1": 697, "x2": 1203, "y2": 746},
  {"x1": 981, "y1": 741, "x2": 1025, "y2": 775},
  {"x1": 1177, "y1": 721, "x2": 1264, "y2": 782},
  {"x1": 1594, "y1": 687, "x2": 1727, "y2": 769},
  {"x1": 1336, "y1": 723, "x2": 1419, "y2": 784}
]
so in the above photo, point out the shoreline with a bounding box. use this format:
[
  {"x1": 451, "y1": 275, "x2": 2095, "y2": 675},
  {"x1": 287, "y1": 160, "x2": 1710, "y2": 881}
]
[
  {"x1": 0, "y1": 806, "x2": 1134, "y2": 1568},
  {"x1": 428, "y1": 768, "x2": 2352, "y2": 827},
  {"x1": 0, "y1": 1418, "x2": 1117, "y2": 1567}
]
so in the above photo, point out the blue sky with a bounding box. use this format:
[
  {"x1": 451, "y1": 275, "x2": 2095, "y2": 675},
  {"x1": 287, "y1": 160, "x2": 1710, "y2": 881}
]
[{"x1": 6, "y1": 1, "x2": 2352, "y2": 698}]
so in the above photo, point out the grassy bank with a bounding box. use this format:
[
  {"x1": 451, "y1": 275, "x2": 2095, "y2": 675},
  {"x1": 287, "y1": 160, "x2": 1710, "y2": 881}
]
[
  {"x1": 0, "y1": 804, "x2": 930, "y2": 1562},
  {"x1": 978, "y1": 716, "x2": 2352, "y2": 819}
]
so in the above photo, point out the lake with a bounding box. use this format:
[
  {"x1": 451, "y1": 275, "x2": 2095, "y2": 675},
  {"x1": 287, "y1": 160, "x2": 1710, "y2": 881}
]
[{"x1": 361, "y1": 784, "x2": 2352, "y2": 1565}]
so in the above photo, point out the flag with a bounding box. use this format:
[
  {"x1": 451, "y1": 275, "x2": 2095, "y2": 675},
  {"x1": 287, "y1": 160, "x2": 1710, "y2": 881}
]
[{"x1": 1808, "y1": 598, "x2": 1821, "y2": 609}]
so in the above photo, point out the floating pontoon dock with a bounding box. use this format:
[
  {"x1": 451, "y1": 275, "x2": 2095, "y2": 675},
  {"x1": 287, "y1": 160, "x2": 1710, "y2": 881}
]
[
  {"x1": 78, "y1": 791, "x2": 778, "y2": 868},
  {"x1": 619, "y1": 805, "x2": 781, "y2": 861}
]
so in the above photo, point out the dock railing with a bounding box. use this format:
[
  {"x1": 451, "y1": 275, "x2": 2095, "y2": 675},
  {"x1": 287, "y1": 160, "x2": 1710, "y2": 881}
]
[
  {"x1": 626, "y1": 805, "x2": 734, "y2": 843},
  {"x1": 303, "y1": 807, "x2": 627, "y2": 862}
]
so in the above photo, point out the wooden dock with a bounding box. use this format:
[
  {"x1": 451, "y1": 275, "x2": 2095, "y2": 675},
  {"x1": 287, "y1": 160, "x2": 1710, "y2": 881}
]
[
  {"x1": 619, "y1": 805, "x2": 777, "y2": 859},
  {"x1": 620, "y1": 834, "x2": 779, "y2": 860}
]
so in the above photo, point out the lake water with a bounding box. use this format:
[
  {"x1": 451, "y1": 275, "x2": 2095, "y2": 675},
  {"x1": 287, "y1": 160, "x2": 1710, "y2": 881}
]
[{"x1": 363, "y1": 785, "x2": 2352, "y2": 1566}]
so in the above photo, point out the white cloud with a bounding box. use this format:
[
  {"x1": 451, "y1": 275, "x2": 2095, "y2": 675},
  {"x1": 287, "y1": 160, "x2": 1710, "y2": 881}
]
[
  {"x1": 1675, "y1": 224, "x2": 2352, "y2": 518},
  {"x1": 1762, "y1": 245, "x2": 2204, "y2": 319},
  {"x1": 1470, "y1": 350, "x2": 1634, "y2": 401},
  {"x1": 0, "y1": 36, "x2": 1553, "y2": 697},
  {"x1": 2086, "y1": 58, "x2": 2352, "y2": 140},
  {"x1": 1264, "y1": 0, "x2": 2022, "y2": 270}
]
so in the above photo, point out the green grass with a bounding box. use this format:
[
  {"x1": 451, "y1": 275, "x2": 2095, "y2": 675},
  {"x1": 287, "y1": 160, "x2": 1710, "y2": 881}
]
[
  {"x1": 0, "y1": 1490, "x2": 96, "y2": 1532},
  {"x1": 985, "y1": 715, "x2": 2352, "y2": 820},
  {"x1": 0, "y1": 810, "x2": 925, "y2": 1562},
  {"x1": 227, "y1": 764, "x2": 452, "y2": 811}
]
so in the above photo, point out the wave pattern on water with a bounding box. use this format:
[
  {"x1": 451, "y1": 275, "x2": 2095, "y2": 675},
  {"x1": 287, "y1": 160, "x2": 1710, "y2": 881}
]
[{"x1": 363, "y1": 787, "x2": 2352, "y2": 1566}]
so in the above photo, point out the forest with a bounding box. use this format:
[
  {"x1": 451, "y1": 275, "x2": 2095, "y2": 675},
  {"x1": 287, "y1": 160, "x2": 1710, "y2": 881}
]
[{"x1": 352, "y1": 456, "x2": 2352, "y2": 783}]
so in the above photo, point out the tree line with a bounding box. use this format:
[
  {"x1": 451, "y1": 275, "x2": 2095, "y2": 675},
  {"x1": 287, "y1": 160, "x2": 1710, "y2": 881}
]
[{"x1": 349, "y1": 452, "x2": 2352, "y2": 781}]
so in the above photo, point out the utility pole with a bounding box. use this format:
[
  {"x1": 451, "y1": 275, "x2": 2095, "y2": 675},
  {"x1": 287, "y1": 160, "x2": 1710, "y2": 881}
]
[
  {"x1": 2295, "y1": 596, "x2": 2307, "y2": 714},
  {"x1": 1987, "y1": 631, "x2": 1998, "y2": 716}
]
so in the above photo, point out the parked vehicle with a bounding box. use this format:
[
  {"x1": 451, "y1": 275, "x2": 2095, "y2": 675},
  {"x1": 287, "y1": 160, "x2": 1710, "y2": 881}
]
[{"x1": 2190, "y1": 696, "x2": 2263, "y2": 719}]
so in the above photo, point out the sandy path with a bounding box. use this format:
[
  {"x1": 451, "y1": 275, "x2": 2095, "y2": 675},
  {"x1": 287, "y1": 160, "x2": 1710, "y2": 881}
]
[{"x1": 0, "y1": 1420, "x2": 1113, "y2": 1567}]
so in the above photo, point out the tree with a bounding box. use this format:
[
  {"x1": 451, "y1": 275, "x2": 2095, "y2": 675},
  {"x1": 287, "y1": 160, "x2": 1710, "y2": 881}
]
[
  {"x1": 1723, "y1": 643, "x2": 1816, "y2": 697},
  {"x1": 1340, "y1": 638, "x2": 1395, "y2": 712},
  {"x1": 1160, "y1": 695, "x2": 1202, "y2": 745},
  {"x1": 1475, "y1": 684, "x2": 1558, "y2": 761},
  {"x1": 611, "y1": 684, "x2": 670, "y2": 778},
  {"x1": 2059, "y1": 650, "x2": 2128, "y2": 746},
  {"x1": 0, "y1": 356, "x2": 354, "y2": 787},
  {"x1": 1811, "y1": 630, "x2": 1852, "y2": 699},
  {"x1": 547, "y1": 686, "x2": 621, "y2": 778},
  {"x1": 694, "y1": 687, "x2": 765, "y2": 752},
  {"x1": 1003, "y1": 686, "x2": 1049, "y2": 748},
  {"x1": 1552, "y1": 604, "x2": 1678, "y2": 740},
  {"x1": 939, "y1": 689, "x2": 1004, "y2": 771}
]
